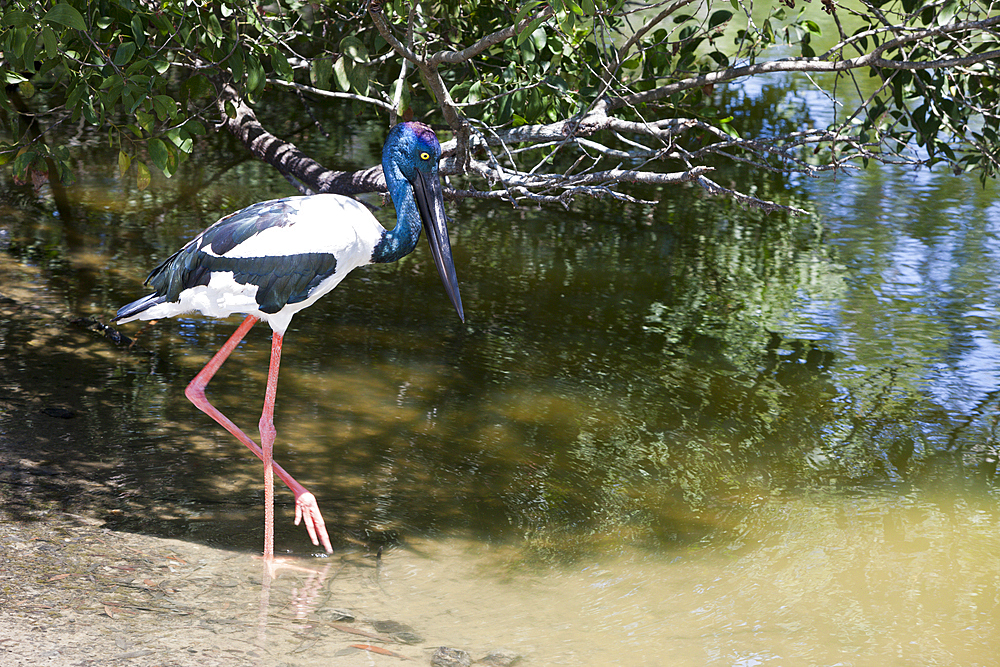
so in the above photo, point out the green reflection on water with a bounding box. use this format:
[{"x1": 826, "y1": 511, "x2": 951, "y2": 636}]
[{"x1": 1, "y1": 100, "x2": 998, "y2": 566}]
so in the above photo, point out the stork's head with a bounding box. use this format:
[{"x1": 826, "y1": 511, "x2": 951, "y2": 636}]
[
  {"x1": 383, "y1": 121, "x2": 442, "y2": 182},
  {"x1": 381, "y1": 122, "x2": 463, "y2": 322}
]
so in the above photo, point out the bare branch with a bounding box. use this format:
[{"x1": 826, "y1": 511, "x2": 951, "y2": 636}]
[
  {"x1": 695, "y1": 173, "x2": 809, "y2": 215},
  {"x1": 615, "y1": 0, "x2": 697, "y2": 66},
  {"x1": 267, "y1": 78, "x2": 395, "y2": 113},
  {"x1": 427, "y1": 8, "x2": 556, "y2": 66},
  {"x1": 216, "y1": 84, "x2": 384, "y2": 196}
]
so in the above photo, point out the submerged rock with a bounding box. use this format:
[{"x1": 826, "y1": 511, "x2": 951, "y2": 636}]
[
  {"x1": 479, "y1": 648, "x2": 522, "y2": 666},
  {"x1": 431, "y1": 646, "x2": 471, "y2": 667}
]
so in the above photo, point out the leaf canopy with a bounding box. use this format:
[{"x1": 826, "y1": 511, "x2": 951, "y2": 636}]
[{"x1": 0, "y1": 0, "x2": 996, "y2": 204}]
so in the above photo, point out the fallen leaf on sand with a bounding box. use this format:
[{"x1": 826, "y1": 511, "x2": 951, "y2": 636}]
[{"x1": 350, "y1": 644, "x2": 410, "y2": 660}]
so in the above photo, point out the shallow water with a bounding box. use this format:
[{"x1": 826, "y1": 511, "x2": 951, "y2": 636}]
[{"x1": 3, "y1": 104, "x2": 1000, "y2": 663}]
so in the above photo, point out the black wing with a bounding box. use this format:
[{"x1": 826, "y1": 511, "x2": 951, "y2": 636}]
[{"x1": 143, "y1": 198, "x2": 339, "y2": 314}]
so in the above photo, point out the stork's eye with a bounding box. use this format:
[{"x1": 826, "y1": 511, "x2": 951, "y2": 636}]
[{"x1": 420, "y1": 152, "x2": 431, "y2": 161}]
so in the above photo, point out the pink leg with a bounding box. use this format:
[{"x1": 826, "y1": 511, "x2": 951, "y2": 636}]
[
  {"x1": 184, "y1": 314, "x2": 332, "y2": 555},
  {"x1": 260, "y1": 332, "x2": 278, "y2": 559}
]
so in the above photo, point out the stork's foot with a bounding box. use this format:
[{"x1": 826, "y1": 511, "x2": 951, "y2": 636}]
[{"x1": 294, "y1": 491, "x2": 333, "y2": 553}]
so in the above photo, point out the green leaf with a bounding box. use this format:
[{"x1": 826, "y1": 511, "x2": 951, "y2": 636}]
[
  {"x1": 531, "y1": 25, "x2": 548, "y2": 50},
  {"x1": 206, "y1": 12, "x2": 223, "y2": 44},
  {"x1": 620, "y1": 54, "x2": 642, "y2": 69},
  {"x1": 152, "y1": 95, "x2": 177, "y2": 121},
  {"x1": 2, "y1": 70, "x2": 27, "y2": 85},
  {"x1": 311, "y1": 57, "x2": 332, "y2": 89},
  {"x1": 466, "y1": 81, "x2": 483, "y2": 104},
  {"x1": 163, "y1": 145, "x2": 178, "y2": 176},
  {"x1": 390, "y1": 79, "x2": 411, "y2": 116},
  {"x1": 175, "y1": 135, "x2": 194, "y2": 154},
  {"x1": 558, "y1": 8, "x2": 575, "y2": 33},
  {"x1": 514, "y1": 1, "x2": 544, "y2": 27},
  {"x1": 136, "y1": 161, "x2": 150, "y2": 190},
  {"x1": 113, "y1": 42, "x2": 137, "y2": 67},
  {"x1": 517, "y1": 16, "x2": 547, "y2": 46},
  {"x1": 41, "y1": 26, "x2": 59, "y2": 58},
  {"x1": 13, "y1": 149, "x2": 38, "y2": 177},
  {"x1": 99, "y1": 74, "x2": 122, "y2": 91},
  {"x1": 497, "y1": 93, "x2": 513, "y2": 125},
  {"x1": 184, "y1": 75, "x2": 213, "y2": 100},
  {"x1": 81, "y1": 98, "x2": 98, "y2": 124},
  {"x1": 270, "y1": 47, "x2": 293, "y2": 81},
  {"x1": 349, "y1": 62, "x2": 370, "y2": 96},
  {"x1": 42, "y1": 4, "x2": 86, "y2": 31},
  {"x1": 147, "y1": 11, "x2": 169, "y2": 35},
  {"x1": 802, "y1": 19, "x2": 821, "y2": 35},
  {"x1": 708, "y1": 10, "x2": 732, "y2": 30},
  {"x1": 1, "y1": 10, "x2": 32, "y2": 28},
  {"x1": 100, "y1": 86, "x2": 124, "y2": 113},
  {"x1": 131, "y1": 15, "x2": 146, "y2": 48},
  {"x1": 135, "y1": 110, "x2": 154, "y2": 132},
  {"x1": 708, "y1": 51, "x2": 729, "y2": 67},
  {"x1": 719, "y1": 117, "x2": 740, "y2": 139},
  {"x1": 6, "y1": 26, "x2": 25, "y2": 66},
  {"x1": 147, "y1": 138, "x2": 169, "y2": 171},
  {"x1": 229, "y1": 47, "x2": 245, "y2": 83},
  {"x1": 183, "y1": 119, "x2": 207, "y2": 136},
  {"x1": 20, "y1": 30, "x2": 37, "y2": 72},
  {"x1": 937, "y1": 1, "x2": 957, "y2": 26},
  {"x1": 124, "y1": 81, "x2": 148, "y2": 113},
  {"x1": 118, "y1": 150, "x2": 131, "y2": 179},
  {"x1": 165, "y1": 127, "x2": 194, "y2": 154},
  {"x1": 340, "y1": 36, "x2": 368, "y2": 63},
  {"x1": 762, "y1": 18, "x2": 774, "y2": 42},
  {"x1": 545, "y1": 75, "x2": 569, "y2": 94},
  {"x1": 246, "y1": 55, "x2": 264, "y2": 96},
  {"x1": 333, "y1": 57, "x2": 350, "y2": 92},
  {"x1": 66, "y1": 80, "x2": 86, "y2": 111},
  {"x1": 125, "y1": 60, "x2": 150, "y2": 76}
]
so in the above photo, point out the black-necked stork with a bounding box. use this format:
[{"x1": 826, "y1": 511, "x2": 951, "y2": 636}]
[{"x1": 114, "y1": 121, "x2": 464, "y2": 560}]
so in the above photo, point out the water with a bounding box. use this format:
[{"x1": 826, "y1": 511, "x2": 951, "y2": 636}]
[{"x1": 3, "y1": 109, "x2": 1000, "y2": 664}]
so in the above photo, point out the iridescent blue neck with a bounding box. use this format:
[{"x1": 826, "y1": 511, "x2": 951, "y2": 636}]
[
  {"x1": 372, "y1": 179, "x2": 420, "y2": 264},
  {"x1": 371, "y1": 162, "x2": 422, "y2": 264}
]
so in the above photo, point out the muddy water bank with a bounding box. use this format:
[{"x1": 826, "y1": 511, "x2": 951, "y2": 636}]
[{"x1": 0, "y1": 255, "x2": 511, "y2": 667}]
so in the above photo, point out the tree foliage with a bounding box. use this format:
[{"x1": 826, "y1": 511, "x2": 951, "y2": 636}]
[{"x1": 1, "y1": 0, "x2": 998, "y2": 210}]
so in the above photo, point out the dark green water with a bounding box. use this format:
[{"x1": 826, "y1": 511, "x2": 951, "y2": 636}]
[{"x1": 3, "y1": 103, "x2": 999, "y2": 663}]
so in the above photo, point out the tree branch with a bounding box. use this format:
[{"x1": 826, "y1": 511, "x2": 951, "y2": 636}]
[
  {"x1": 615, "y1": 0, "x2": 697, "y2": 67},
  {"x1": 428, "y1": 8, "x2": 556, "y2": 66},
  {"x1": 447, "y1": 166, "x2": 710, "y2": 206},
  {"x1": 266, "y1": 78, "x2": 395, "y2": 113},
  {"x1": 216, "y1": 84, "x2": 384, "y2": 196}
]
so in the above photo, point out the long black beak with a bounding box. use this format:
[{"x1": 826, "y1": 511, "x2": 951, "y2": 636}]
[{"x1": 413, "y1": 170, "x2": 465, "y2": 322}]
